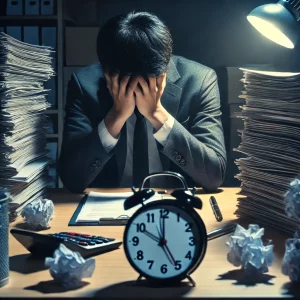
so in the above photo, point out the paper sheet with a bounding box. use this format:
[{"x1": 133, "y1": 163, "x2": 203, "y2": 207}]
[{"x1": 76, "y1": 191, "x2": 172, "y2": 223}]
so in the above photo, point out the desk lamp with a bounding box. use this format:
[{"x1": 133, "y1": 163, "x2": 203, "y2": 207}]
[{"x1": 247, "y1": 0, "x2": 300, "y2": 48}]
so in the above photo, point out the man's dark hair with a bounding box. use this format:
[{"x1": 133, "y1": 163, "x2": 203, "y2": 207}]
[{"x1": 97, "y1": 11, "x2": 173, "y2": 77}]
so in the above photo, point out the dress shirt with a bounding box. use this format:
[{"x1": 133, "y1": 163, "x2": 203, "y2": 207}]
[
  {"x1": 97, "y1": 114, "x2": 174, "y2": 152},
  {"x1": 97, "y1": 114, "x2": 175, "y2": 187}
]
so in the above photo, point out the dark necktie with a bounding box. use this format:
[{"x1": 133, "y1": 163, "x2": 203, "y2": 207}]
[{"x1": 132, "y1": 107, "x2": 149, "y2": 188}]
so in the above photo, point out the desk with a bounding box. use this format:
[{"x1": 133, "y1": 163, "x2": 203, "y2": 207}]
[{"x1": 1, "y1": 188, "x2": 297, "y2": 298}]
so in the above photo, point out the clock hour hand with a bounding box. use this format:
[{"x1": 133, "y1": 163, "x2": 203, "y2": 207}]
[{"x1": 143, "y1": 230, "x2": 160, "y2": 243}]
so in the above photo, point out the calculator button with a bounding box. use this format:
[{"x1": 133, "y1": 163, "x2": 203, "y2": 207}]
[
  {"x1": 81, "y1": 234, "x2": 92, "y2": 238},
  {"x1": 78, "y1": 237, "x2": 90, "y2": 242},
  {"x1": 53, "y1": 235, "x2": 65, "y2": 240},
  {"x1": 94, "y1": 240, "x2": 104, "y2": 244},
  {"x1": 67, "y1": 238, "x2": 78, "y2": 243},
  {"x1": 101, "y1": 238, "x2": 110, "y2": 243}
]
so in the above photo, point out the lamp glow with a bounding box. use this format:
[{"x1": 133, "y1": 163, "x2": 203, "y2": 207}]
[
  {"x1": 247, "y1": 15, "x2": 294, "y2": 49},
  {"x1": 247, "y1": 1, "x2": 299, "y2": 49}
]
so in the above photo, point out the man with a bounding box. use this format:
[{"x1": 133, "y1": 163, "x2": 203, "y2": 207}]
[{"x1": 59, "y1": 11, "x2": 226, "y2": 193}]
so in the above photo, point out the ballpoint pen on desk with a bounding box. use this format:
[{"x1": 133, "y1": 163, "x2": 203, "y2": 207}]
[
  {"x1": 99, "y1": 215, "x2": 130, "y2": 225},
  {"x1": 209, "y1": 196, "x2": 223, "y2": 222}
]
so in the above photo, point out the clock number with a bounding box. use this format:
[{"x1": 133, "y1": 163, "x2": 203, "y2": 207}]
[
  {"x1": 161, "y1": 264, "x2": 168, "y2": 274},
  {"x1": 147, "y1": 260, "x2": 154, "y2": 269},
  {"x1": 136, "y1": 223, "x2": 146, "y2": 232},
  {"x1": 177, "y1": 212, "x2": 180, "y2": 222},
  {"x1": 185, "y1": 251, "x2": 192, "y2": 260},
  {"x1": 189, "y1": 236, "x2": 195, "y2": 246},
  {"x1": 185, "y1": 222, "x2": 193, "y2": 232},
  {"x1": 175, "y1": 260, "x2": 182, "y2": 270},
  {"x1": 160, "y1": 209, "x2": 169, "y2": 219},
  {"x1": 146, "y1": 213, "x2": 155, "y2": 223},
  {"x1": 137, "y1": 250, "x2": 144, "y2": 260},
  {"x1": 132, "y1": 236, "x2": 139, "y2": 246}
]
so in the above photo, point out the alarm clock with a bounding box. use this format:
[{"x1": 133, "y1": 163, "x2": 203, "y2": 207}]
[{"x1": 123, "y1": 171, "x2": 236, "y2": 286}]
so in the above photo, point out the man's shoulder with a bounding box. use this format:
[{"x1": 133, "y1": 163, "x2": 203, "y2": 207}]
[
  {"x1": 172, "y1": 55, "x2": 215, "y2": 79},
  {"x1": 74, "y1": 63, "x2": 103, "y2": 81}
]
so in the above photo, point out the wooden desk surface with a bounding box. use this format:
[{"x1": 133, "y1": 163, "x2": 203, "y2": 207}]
[{"x1": 0, "y1": 188, "x2": 297, "y2": 298}]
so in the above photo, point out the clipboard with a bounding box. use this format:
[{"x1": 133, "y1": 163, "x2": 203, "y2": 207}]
[
  {"x1": 68, "y1": 190, "x2": 167, "y2": 226},
  {"x1": 68, "y1": 194, "x2": 131, "y2": 226}
]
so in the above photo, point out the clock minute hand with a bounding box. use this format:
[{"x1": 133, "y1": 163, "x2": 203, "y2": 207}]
[
  {"x1": 163, "y1": 244, "x2": 176, "y2": 266},
  {"x1": 156, "y1": 224, "x2": 175, "y2": 266},
  {"x1": 159, "y1": 215, "x2": 166, "y2": 240}
]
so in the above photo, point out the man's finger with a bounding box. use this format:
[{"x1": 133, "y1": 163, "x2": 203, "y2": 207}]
[
  {"x1": 137, "y1": 77, "x2": 149, "y2": 95},
  {"x1": 127, "y1": 77, "x2": 140, "y2": 95},
  {"x1": 156, "y1": 73, "x2": 167, "y2": 101},
  {"x1": 111, "y1": 74, "x2": 119, "y2": 95},
  {"x1": 134, "y1": 85, "x2": 143, "y2": 97},
  {"x1": 119, "y1": 75, "x2": 130, "y2": 96},
  {"x1": 104, "y1": 73, "x2": 112, "y2": 92},
  {"x1": 149, "y1": 76, "x2": 157, "y2": 94},
  {"x1": 156, "y1": 77, "x2": 163, "y2": 94},
  {"x1": 157, "y1": 73, "x2": 166, "y2": 88}
]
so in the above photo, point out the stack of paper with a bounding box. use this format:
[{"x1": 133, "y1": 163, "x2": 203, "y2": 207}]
[
  {"x1": 0, "y1": 33, "x2": 54, "y2": 221},
  {"x1": 234, "y1": 68, "x2": 300, "y2": 236}
]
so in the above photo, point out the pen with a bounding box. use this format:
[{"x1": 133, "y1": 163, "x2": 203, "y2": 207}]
[
  {"x1": 209, "y1": 196, "x2": 223, "y2": 222},
  {"x1": 207, "y1": 223, "x2": 237, "y2": 241},
  {"x1": 99, "y1": 215, "x2": 129, "y2": 224}
]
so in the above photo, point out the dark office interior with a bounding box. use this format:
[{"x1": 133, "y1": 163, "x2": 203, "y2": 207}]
[{"x1": 2, "y1": 0, "x2": 300, "y2": 297}]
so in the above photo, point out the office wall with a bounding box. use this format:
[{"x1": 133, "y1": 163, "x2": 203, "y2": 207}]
[
  {"x1": 64, "y1": 0, "x2": 300, "y2": 186},
  {"x1": 65, "y1": 0, "x2": 299, "y2": 69}
]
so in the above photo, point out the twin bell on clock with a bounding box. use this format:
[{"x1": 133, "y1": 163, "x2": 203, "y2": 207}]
[{"x1": 122, "y1": 171, "x2": 235, "y2": 287}]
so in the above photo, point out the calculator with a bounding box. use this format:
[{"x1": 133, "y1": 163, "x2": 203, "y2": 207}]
[{"x1": 10, "y1": 229, "x2": 122, "y2": 258}]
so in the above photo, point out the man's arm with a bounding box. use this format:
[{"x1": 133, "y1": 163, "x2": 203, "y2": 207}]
[
  {"x1": 58, "y1": 73, "x2": 115, "y2": 193},
  {"x1": 59, "y1": 73, "x2": 139, "y2": 193},
  {"x1": 157, "y1": 70, "x2": 226, "y2": 192}
]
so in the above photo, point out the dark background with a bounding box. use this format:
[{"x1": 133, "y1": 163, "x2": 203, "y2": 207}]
[
  {"x1": 65, "y1": 0, "x2": 300, "y2": 70},
  {"x1": 64, "y1": 0, "x2": 299, "y2": 186}
]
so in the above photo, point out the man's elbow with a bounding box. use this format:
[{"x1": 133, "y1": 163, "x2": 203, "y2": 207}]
[
  {"x1": 63, "y1": 178, "x2": 86, "y2": 193},
  {"x1": 202, "y1": 155, "x2": 226, "y2": 193},
  {"x1": 58, "y1": 158, "x2": 87, "y2": 194}
]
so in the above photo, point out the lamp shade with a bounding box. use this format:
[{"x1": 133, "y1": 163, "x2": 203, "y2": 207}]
[{"x1": 247, "y1": 1, "x2": 299, "y2": 49}]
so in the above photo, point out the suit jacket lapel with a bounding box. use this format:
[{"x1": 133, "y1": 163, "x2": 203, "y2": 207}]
[
  {"x1": 159, "y1": 58, "x2": 182, "y2": 174},
  {"x1": 115, "y1": 122, "x2": 127, "y2": 185},
  {"x1": 161, "y1": 58, "x2": 182, "y2": 118}
]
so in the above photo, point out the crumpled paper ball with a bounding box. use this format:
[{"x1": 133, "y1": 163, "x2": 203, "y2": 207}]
[
  {"x1": 282, "y1": 229, "x2": 300, "y2": 283},
  {"x1": 21, "y1": 198, "x2": 54, "y2": 229},
  {"x1": 45, "y1": 243, "x2": 95, "y2": 287},
  {"x1": 226, "y1": 224, "x2": 274, "y2": 274},
  {"x1": 284, "y1": 176, "x2": 300, "y2": 221}
]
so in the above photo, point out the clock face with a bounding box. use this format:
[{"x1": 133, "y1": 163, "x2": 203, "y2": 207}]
[{"x1": 124, "y1": 201, "x2": 207, "y2": 282}]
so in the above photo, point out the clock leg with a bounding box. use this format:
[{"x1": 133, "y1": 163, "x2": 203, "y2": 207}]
[
  {"x1": 186, "y1": 274, "x2": 196, "y2": 287},
  {"x1": 135, "y1": 274, "x2": 144, "y2": 285}
]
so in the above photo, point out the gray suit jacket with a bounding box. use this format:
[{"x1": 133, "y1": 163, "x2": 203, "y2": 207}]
[{"x1": 59, "y1": 55, "x2": 227, "y2": 192}]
